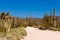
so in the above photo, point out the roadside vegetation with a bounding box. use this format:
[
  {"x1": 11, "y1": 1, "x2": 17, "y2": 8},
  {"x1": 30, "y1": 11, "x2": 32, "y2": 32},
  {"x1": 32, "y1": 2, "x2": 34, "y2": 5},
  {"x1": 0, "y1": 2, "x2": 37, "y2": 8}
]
[
  {"x1": 0, "y1": 27, "x2": 27, "y2": 40},
  {"x1": 0, "y1": 12, "x2": 27, "y2": 40},
  {"x1": 0, "y1": 8, "x2": 60, "y2": 40}
]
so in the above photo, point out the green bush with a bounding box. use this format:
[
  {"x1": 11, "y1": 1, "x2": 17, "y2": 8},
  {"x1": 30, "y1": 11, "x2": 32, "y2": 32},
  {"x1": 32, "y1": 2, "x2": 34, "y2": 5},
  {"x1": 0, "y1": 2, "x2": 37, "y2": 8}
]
[{"x1": 16, "y1": 27, "x2": 27, "y2": 36}]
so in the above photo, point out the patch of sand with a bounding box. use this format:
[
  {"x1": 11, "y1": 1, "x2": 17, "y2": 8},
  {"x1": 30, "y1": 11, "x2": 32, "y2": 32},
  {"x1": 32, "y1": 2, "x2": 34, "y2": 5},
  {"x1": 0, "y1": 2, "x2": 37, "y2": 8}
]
[{"x1": 21, "y1": 27, "x2": 60, "y2": 40}]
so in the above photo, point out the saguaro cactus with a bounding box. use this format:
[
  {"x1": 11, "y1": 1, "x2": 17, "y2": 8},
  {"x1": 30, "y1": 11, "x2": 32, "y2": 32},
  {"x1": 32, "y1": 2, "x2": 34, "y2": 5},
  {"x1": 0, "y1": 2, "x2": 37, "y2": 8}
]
[
  {"x1": 53, "y1": 8, "x2": 56, "y2": 27},
  {"x1": 13, "y1": 17, "x2": 16, "y2": 28},
  {"x1": 49, "y1": 12, "x2": 53, "y2": 27}
]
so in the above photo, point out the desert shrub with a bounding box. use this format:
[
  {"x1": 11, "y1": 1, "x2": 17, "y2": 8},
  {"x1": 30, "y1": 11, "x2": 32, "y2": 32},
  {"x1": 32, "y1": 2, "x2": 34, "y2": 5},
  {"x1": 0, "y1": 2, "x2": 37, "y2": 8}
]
[
  {"x1": 49, "y1": 27, "x2": 53, "y2": 30},
  {"x1": 21, "y1": 23, "x2": 27, "y2": 28},
  {"x1": 56, "y1": 22, "x2": 60, "y2": 28},
  {"x1": 52, "y1": 28, "x2": 59, "y2": 31},
  {"x1": 38, "y1": 23, "x2": 49, "y2": 30},
  {"x1": 34, "y1": 25, "x2": 41, "y2": 28},
  {"x1": 16, "y1": 27, "x2": 27, "y2": 36},
  {"x1": 0, "y1": 26, "x2": 3, "y2": 32},
  {"x1": 0, "y1": 32, "x2": 5, "y2": 37},
  {"x1": 49, "y1": 27, "x2": 60, "y2": 31},
  {"x1": 39, "y1": 26, "x2": 48, "y2": 30},
  {"x1": 20, "y1": 19, "x2": 28, "y2": 28},
  {"x1": 0, "y1": 27, "x2": 27, "y2": 40}
]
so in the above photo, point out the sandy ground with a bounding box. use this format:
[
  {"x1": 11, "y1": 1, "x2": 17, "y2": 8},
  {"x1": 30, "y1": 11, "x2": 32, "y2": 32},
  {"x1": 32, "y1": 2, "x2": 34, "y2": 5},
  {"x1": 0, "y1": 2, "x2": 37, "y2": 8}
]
[{"x1": 21, "y1": 27, "x2": 60, "y2": 40}]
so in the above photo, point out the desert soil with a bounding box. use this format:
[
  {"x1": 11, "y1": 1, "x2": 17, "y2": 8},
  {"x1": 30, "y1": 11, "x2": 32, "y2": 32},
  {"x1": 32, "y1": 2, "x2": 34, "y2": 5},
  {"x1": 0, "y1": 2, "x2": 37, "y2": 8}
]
[{"x1": 21, "y1": 27, "x2": 60, "y2": 40}]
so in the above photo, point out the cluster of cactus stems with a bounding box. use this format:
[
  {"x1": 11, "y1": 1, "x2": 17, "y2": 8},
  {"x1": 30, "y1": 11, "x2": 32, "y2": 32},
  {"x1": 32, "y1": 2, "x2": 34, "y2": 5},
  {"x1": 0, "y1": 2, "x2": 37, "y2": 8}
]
[
  {"x1": 43, "y1": 8, "x2": 57, "y2": 27},
  {"x1": 0, "y1": 12, "x2": 11, "y2": 32},
  {"x1": 0, "y1": 8, "x2": 59, "y2": 32}
]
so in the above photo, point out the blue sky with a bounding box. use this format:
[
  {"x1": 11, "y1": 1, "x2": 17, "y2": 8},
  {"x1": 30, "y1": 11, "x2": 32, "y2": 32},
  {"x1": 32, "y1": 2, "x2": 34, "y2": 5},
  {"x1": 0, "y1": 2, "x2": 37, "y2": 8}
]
[{"x1": 0, "y1": 0, "x2": 60, "y2": 18}]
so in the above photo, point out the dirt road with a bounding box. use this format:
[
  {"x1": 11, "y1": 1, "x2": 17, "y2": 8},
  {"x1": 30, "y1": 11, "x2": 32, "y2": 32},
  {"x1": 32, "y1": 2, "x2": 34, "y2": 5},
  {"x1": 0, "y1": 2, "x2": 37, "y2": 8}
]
[{"x1": 21, "y1": 27, "x2": 60, "y2": 40}]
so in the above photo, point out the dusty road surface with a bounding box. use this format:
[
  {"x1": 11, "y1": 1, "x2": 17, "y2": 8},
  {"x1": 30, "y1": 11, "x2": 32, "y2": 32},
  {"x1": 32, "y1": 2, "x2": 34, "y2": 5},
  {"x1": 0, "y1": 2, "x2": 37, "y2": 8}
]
[{"x1": 21, "y1": 27, "x2": 60, "y2": 40}]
